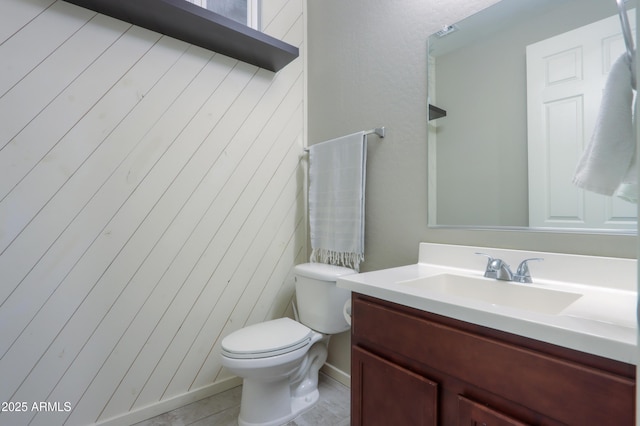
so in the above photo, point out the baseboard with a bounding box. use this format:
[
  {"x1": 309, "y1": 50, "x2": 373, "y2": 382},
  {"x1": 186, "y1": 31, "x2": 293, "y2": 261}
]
[
  {"x1": 94, "y1": 376, "x2": 243, "y2": 426},
  {"x1": 320, "y1": 362, "x2": 351, "y2": 388}
]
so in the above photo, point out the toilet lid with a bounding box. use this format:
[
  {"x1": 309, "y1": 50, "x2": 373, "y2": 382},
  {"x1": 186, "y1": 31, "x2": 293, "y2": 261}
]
[{"x1": 221, "y1": 318, "x2": 314, "y2": 359}]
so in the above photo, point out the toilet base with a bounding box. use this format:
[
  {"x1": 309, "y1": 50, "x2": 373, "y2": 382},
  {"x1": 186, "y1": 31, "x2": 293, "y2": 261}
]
[
  {"x1": 237, "y1": 379, "x2": 319, "y2": 426},
  {"x1": 235, "y1": 338, "x2": 329, "y2": 426}
]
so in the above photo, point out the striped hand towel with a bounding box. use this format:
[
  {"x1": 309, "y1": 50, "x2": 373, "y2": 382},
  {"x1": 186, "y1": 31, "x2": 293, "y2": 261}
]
[{"x1": 308, "y1": 131, "x2": 366, "y2": 271}]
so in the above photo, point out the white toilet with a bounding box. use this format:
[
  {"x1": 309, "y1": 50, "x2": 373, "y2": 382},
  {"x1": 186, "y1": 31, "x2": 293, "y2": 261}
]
[{"x1": 220, "y1": 263, "x2": 356, "y2": 426}]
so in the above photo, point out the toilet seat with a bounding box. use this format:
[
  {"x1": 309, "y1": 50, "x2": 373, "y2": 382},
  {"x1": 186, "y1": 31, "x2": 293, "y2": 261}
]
[{"x1": 222, "y1": 318, "x2": 314, "y2": 359}]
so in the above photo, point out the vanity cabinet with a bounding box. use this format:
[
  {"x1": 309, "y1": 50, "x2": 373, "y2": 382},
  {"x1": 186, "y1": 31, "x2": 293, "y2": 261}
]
[{"x1": 351, "y1": 294, "x2": 635, "y2": 426}]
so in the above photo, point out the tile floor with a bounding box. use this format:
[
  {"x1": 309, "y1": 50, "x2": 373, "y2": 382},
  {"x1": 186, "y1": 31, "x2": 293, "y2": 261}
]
[{"x1": 134, "y1": 373, "x2": 350, "y2": 426}]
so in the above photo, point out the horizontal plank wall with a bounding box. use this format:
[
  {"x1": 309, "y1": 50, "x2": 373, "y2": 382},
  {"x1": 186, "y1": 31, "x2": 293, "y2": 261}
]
[{"x1": 0, "y1": 0, "x2": 305, "y2": 424}]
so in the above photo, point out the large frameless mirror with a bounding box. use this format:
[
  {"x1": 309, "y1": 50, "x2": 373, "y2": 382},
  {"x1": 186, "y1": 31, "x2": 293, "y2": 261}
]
[{"x1": 427, "y1": 0, "x2": 637, "y2": 234}]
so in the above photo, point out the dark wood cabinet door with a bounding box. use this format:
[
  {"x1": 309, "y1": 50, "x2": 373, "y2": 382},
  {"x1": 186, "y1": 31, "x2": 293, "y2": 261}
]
[
  {"x1": 458, "y1": 395, "x2": 529, "y2": 426},
  {"x1": 351, "y1": 346, "x2": 438, "y2": 426}
]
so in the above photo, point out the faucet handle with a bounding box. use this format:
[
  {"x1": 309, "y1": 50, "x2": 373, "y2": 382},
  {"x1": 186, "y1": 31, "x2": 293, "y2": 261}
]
[
  {"x1": 475, "y1": 252, "x2": 498, "y2": 279},
  {"x1": 513, "y1": 258, "x2": 544, "y2": 283},
  {"x1": 475, "y1": 252, "x2": 494, "y2": 261}
]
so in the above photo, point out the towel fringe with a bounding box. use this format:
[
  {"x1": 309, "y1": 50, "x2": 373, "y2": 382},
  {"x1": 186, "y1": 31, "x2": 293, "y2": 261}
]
[{"x1": 310, "y1": 248, "x2": 363, "y2": 272}]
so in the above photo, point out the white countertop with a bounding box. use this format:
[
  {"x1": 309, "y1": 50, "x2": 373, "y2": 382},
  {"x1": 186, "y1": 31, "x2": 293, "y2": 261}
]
[{"x1": 337, "y1": 243, "x2": 638, "y2": 364}]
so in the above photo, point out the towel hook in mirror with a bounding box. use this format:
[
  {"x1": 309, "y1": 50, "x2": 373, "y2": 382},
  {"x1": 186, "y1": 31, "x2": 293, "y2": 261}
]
[{"x1": 616, "y1": 0, "x2": 634, "y2": 62}]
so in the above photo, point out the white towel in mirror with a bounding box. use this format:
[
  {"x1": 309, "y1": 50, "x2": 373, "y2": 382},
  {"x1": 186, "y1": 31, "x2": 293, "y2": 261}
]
[{"x1": 573, "y1": 52, "x2": 637, "y2": 202}]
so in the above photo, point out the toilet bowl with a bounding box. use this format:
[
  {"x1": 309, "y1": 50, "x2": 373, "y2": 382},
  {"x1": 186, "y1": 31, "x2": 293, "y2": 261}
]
[{"x1": 220, "y1": 263, "x2": 356, "y2": 426}]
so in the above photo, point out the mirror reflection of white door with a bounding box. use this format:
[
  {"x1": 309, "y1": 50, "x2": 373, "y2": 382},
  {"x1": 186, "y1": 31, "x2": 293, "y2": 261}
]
[{"x1": 526, "y1": 11, "x2": 636, "y2": 230}]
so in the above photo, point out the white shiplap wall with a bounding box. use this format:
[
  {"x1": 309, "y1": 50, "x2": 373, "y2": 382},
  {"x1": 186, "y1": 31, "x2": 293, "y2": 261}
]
[{"x1": 0, "y1": 0, "x2": 305, "y2": 425}]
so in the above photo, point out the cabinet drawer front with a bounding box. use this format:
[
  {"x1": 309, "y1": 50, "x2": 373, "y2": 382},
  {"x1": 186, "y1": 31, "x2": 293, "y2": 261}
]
[
  {"x1": 353, "y1": 296, "x2": 635, "y2": 425},
  {"x1": 352, "y1": 346, "x2": 438, "y2": 426}
]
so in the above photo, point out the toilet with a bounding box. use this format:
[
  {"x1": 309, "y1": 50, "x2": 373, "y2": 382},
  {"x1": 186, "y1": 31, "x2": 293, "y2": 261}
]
[{"x1": 220, "y1": 263, "x2": 356, "y2": 426}]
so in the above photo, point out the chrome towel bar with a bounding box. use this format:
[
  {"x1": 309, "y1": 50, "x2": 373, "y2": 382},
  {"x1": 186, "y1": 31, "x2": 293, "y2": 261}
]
[{"x1": 303, "y1": 127, "x2": 385, "y2": 152}]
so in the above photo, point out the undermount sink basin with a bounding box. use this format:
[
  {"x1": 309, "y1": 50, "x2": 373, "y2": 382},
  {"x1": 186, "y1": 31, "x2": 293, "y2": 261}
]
[{"x1": 398, "y1": 273, "x2": 582, "y2": 315}]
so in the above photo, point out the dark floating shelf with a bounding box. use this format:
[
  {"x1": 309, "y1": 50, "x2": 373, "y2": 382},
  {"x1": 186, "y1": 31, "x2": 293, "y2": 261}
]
[
  {"x1": 63, "y1": 0, "x2": 299, "y2": 72},
  {"x1": 429, "y1": 104, "x2": 447, "y2": 121}
]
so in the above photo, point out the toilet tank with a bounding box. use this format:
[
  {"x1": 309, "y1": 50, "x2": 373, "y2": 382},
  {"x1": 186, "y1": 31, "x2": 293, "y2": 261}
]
[{"x1": 293, "y1": 263, "x2": 356, "y2": 334}]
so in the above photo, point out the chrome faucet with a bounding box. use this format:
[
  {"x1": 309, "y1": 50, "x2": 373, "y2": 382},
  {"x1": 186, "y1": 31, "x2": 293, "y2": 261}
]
[
  {"x1": 476, "y1": 253, "x2": 513, "y2": 281},
  {"x1": 476, "y1": 253, "x2": 543, "y2": 283},
  {"x1": 513, "y1": 258, "x2": 544, "y2": 283}
]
